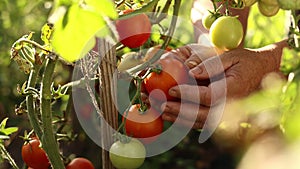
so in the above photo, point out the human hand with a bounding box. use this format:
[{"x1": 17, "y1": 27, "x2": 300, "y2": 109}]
[{"x1": 161, "y1": 47, "x2": 283, "y2": 129}]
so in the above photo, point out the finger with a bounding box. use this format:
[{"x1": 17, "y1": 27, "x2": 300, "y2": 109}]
[
  {"x1": 161, "y1": 101, "x2": 209, "y2": 123},
  {"x1": 169, "y1": 78, "x2": 227, "y2": 106},
  {"x1": 185, "y1": 54, "x2": 201, "y2": 69},
  {"x1": 162, "y1": 113, "x2": 204, "y2": 129},
  {"x1": 168, "y1": 46, "x2": 191, "y2": 61},
  {"x1": 190, "y1": 53, "x2": 239, "y2": 80}
]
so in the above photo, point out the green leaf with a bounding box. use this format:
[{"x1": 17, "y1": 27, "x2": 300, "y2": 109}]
[
  {"x1": 85, "y1": 0, "x2": 118, "y2": 19},
  {"x1": 0, "y1": 127, "x2": 18, "y2": 136},
  {"x1": 0, "y1": 118, "x2": 8, "y2": 130},
  {"x1": 51, "y1": 1, "x2": 116, "y2": 62}
]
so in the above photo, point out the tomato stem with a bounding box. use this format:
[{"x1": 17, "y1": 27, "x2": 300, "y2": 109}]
[
  {"x1": 40, "y1": 54, "x2": 66, "y2": 169},
  {"x1": 26, "y1": 65, "x2": 43, "y2": 139}
]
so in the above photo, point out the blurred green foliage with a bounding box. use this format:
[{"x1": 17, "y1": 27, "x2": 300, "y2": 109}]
[{"x1": 0, "y1": 0, "x2": 51, "y2": 118}]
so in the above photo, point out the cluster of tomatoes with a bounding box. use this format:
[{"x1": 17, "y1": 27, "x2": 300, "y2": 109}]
[
  {"x1": 22, "y1": 137, "x2": 95, "y2": 169},
  {"x1": 108, "y1": 7, "x2": 193, "y2": 169},
  {"x1": 201, "y1": 0, "x2": 288, "y2": 51}
]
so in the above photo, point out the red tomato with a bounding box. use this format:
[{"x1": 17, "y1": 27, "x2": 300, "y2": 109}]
[
  {"x1": 123, "y1": 104, "x2": 163, "y2": 143},
  {"x1": 21, "y1": 138, "x2": 50, "y2": 169},
  {"x1": 66, "y1": 158, "x2": 95, "y2": 169},
  {"x1": 116, "y1": 9, "x2": 151, "y2": 48},
  {"x1": 144, "y1": 56, "x2": 189, "y2": 101}
]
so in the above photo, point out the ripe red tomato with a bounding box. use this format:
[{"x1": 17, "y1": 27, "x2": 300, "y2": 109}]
[
  {"x1": 209, "y1": 16, "x2": 244, "y2": 50},
  {"x1": 144, "y1": 56, "x2": 189, "y2": 101},
  {"x1": 116, "y1": 9, "x2": 151, "y2": 48},
  {"x1": 21, "y1": 138, "x2": 50, "y2": 169},
  {"x1": 66, "y1": 158, "x2": 95, "y2": 169},
  {"x1": 123, "y1": 104, "x2": 163, "y2": 143},
  {"x1": 109, "y1": 138, "x2": 146, "y2": 169}
]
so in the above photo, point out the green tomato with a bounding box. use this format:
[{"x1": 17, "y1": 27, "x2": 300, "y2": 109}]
[
  {"x1": 209, "y1": 16, "x2": 244, "y2": 50},
  {"x1": 260, "y1": 0, "x2": 278, "y2": 6},
  {"x1": 258, "y1": 1, "x2": 280, "y2": 17},
  {"x1": 109, "y1": 138, "x2": 146, "y2": 169},
  {"x1": 202, "y1": 12, "x2": 218, "y2": 30},
  {"x1": 277, "y1": 0, "x2": 300, "y2": 10}
]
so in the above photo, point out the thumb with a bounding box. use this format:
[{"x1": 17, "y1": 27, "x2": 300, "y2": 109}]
[{"x1": 189, "y1": 53, "x2": 239, "y2": 79}]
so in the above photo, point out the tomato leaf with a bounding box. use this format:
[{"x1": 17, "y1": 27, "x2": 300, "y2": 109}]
[
  {"x1": 51, "y1": 0, "x2": 117, "y2": 62},
  {"x1": 0, "y1": 118, "x2": 18, "y2": 136}
]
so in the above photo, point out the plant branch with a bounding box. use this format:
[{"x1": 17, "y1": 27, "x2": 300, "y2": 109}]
[
  {"x1": 40, "y1": 53, "x2": 65, "y2": 169},
  {"x1": 26, "y1": 65, "x2": 43, "y2": 139}
]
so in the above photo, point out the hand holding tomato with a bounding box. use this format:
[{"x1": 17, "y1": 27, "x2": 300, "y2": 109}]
[
  {"x1": 161, "y1": 41, "x2": 288, "y2": 129},
  {"x1": 144, "y1": 55, "x2": 189, "y2": 101}
]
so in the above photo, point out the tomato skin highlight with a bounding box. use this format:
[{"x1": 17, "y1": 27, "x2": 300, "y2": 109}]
[
  {"x1": 209, "y1": 16, "x2": 244, "y2": 50},
  {"x1": 123, "y1": 104, "x2": 163, "y2": 143},
  {"x1": 66, "y1": 158, "x2": 95, "y2": 169},
  {"x1": 116, "y1": 9, "x2": 151, "y2": 48},
  {"x1": 144, "y1": 56, "x2": 189, "y2": 101},
  {"x1": 21, "y1": 138, "x2": 50, "y2": 169},
  {"x1": 109, "y1": 139, "x2": 146, "y2": 169}
]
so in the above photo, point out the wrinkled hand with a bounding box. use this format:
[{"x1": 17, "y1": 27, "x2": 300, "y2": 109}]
[{"x1": 161, "y1": 47, "x2": 282, "y2": 129}]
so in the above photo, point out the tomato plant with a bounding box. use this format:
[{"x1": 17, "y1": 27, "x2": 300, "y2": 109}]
[
  {"x1": 66, "y1": 158, "x2": 95, "y2": 169},
  {"x1": 202, "y1": 12, "x2": 219, "y2": 30},
  {"x1": 109, "y1": 138, "x2": 146, "y2": 169},
  {"x1": 209, "y1": 16, "x2": 244, "y2": 50},
  {"x1": 116, "y1": 9, "x2": 151, "y2": 48},
  {"x1": 123, "y1": 104, "x2": 163, "y2": 142},
  {"x1": 21, "y1": 138, "x2": 50, "y2": 169},
  {"x1": 144, "y1": 56, "x2": 189, "y2": 101}
]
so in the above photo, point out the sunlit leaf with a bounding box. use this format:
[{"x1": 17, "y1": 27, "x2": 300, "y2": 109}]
[
  {"x1": 0, "y1": 118, "x2": 8, "y2": 130},
  {"x1": 85, "y1": 0, "x2": 118, "y2": 19},
  {"x1": 0, "y1": 127, "x2": 18, "y2": 136},
  {"x1": 52, "y1": 4, "x2": 106, "y2": 62}
]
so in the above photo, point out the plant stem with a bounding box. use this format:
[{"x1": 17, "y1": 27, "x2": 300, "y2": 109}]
[
  {"x1": 0, "y1": 144, "x2": 19, "y2": 169},
  {"x1": 26, "y1": 65, "x2": 43, "y2": 139},
  {"x1": 40, "y1": 55, "x2": 65, "y2": 169}
]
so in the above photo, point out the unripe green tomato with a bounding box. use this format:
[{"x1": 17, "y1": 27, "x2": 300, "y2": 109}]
[
  {"x1": 277, "y1": 0, "x2": 300, "y2": 10},
  {"x1": 258, "y1": 1, "x2": 280, "y2": 17},
  {"x1": 109, "y1": 139, "x2": 146, "y2": 169},
  {"x1": 209, "y1": 16, "x2": 244, "y2": 50},
  {"x1": 202, "y1": 12, "x2": 218, "y2": 30},
  {"x1": 260, "y1": 0, "x2": 278, "y2": 6}
]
